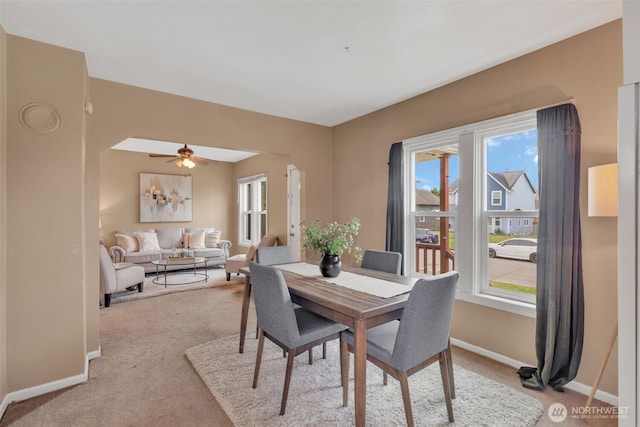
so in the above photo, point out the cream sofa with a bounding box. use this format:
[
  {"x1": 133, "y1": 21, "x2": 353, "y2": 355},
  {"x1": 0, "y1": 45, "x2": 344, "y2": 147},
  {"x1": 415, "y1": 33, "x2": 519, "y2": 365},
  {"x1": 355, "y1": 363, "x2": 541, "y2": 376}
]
[{"x1": 110, "y1": 227, "x2": 231, "y2": 273}]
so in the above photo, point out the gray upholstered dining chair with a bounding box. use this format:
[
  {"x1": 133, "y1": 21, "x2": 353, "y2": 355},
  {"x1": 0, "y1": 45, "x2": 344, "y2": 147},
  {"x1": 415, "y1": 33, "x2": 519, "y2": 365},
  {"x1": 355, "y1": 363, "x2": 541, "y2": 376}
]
[
  {"x1": 255, "y1": 246, "x2": 292, "y2": 266},
  {"x1": 256, "y1": 245, "x2": 330, "y2": 362},
  {"x1": 249, "y1": 261, "x2": 347, "y2": 416},
  {"x1": 360, "y1": 249, "x2": 402, "y2": 275},
  {"x1": 340, "y1": 270, "x2": 459, "y2": 426}
]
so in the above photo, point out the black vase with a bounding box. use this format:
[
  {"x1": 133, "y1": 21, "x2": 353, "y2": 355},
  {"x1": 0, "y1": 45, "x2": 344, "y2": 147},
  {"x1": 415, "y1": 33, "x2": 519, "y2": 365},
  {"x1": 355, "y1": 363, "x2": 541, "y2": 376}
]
[{"x1": 320, "y1": 254, "x2": 342, "y2": 278}]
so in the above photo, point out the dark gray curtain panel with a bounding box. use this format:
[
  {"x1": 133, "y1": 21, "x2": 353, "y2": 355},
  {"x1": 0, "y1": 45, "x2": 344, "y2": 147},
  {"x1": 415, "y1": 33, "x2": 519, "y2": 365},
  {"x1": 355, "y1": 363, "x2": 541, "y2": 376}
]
[
  {"x1": 535, "y1": 103, "x2": 584, "y2": 391},
  {"x1": 385, "y1": 142, "x2": 404, "y2": 274}
]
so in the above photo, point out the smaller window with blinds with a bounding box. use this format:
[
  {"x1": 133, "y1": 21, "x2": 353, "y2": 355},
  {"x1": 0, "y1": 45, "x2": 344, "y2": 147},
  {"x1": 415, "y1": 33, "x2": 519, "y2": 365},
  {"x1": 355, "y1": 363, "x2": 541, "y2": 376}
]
[{"x1": 238, "y1": 174, "x2": 267, "y2": 247}]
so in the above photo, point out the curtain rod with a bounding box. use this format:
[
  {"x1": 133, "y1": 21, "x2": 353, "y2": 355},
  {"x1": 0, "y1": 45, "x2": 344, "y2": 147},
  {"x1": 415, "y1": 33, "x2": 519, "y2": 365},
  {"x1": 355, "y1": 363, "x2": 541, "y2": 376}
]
[{"x1": 537, "y1": 98, "x2": 575, "y2": 110}]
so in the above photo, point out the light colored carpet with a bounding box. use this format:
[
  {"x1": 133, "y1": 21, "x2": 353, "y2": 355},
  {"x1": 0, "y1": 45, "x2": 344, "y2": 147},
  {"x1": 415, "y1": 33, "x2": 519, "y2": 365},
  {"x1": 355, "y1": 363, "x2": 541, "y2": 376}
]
[
  {"x1": 186, "y1": 334, "x2": 544, "y2": 427},
  {"x1": 110, "y1": 266, "x2": 240, "y2": 304}
]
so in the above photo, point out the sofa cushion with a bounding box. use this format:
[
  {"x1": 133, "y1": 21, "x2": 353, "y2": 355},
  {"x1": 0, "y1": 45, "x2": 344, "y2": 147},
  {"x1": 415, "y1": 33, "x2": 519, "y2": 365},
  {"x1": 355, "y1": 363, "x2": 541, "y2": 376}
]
[
  {"x1": 124, "y1": 251, "x2": 162, "y2": 264},
  {"x1": 156, "y1": 227, "x2": 184, "y2": 249},
  {"x1": 205, "y1": 230, "x2": 222, "y2": 248},
  {"x1": 183, "y1": 230, "x2": 206, "y2": 249},
  {"x1": 192, "y1": 248, "x2": 224, "y2": 258},
  {"x1": 118, "y1": 228, "x2": 155, "y2": 236},
  {"x1": 115, "y1": 233, "x2": 138, "y2": 252},
  {"x1": 185, "y1": 226, "x2": 215, "y2": 234},
  {"x1": 134, "y1": 232, "x2": 161, "y2": 252}
]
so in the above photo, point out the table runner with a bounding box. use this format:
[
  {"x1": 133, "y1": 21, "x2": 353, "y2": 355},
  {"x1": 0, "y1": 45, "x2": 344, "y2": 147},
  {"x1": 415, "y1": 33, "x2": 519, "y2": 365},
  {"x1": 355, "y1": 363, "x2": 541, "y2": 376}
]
[{"x1": 276, "y1": 262, "x2": 415, "y2": 298}]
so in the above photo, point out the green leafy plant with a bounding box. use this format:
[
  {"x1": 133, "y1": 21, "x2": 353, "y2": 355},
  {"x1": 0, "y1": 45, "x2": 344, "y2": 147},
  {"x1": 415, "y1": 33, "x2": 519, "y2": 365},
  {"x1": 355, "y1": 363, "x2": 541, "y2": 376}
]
[{"x1": 303, "y1": 217, "x2": 362, "y2": 261}]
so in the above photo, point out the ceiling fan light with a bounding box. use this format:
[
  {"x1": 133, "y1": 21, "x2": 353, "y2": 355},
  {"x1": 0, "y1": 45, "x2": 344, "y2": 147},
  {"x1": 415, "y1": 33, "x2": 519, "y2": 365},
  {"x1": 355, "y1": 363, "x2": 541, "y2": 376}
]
[
  {"x1": 183, "y1": 158, "x2": 195, "y2": 168},
  {"x1": 175, "y1": 158, "x2": 184, "y2": 167}
]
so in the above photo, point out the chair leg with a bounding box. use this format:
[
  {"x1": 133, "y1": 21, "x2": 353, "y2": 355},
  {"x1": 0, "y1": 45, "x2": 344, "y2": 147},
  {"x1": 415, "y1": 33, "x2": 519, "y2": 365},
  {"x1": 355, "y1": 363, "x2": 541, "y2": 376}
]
[
  {"x1": 256, "y1": 324, "x2": 259, "y2": 339},
  {"x1": 322, "y1": 342, "x2": 327, "y2": 359},
  {"x1": 340, "y1": 339, "x2": 349, "y2": 407},
  {"x1": 226, "y1": 272, "x2": 231, "y2": 281},
  {"x1": 104, "y1": 293, "x2": 111, "y2": 308},
  {"x1": 252, "y1": 330, "x2": 265, "y2": 389},
  {"x1": 447, "y1": 339, "x2": 455, "y2": 399},
  {"x1": 280, "y1": 350, "x2": 296, "y2": 415},
  {"x1": 398, "y1": 372, "x2": 414, "y2": 427},
  {"x1": 439, "y1": 351, "x2": 455, "y2": 422},
  {"x1": 308, "y1": 348, "x2": 313, "y2": 365},
  {"x1": 137, "y1": 282, "x2": 143, "y2": 293},
  {"x1": 383, "y1": 371, "x2": 388, "y2": 385}
]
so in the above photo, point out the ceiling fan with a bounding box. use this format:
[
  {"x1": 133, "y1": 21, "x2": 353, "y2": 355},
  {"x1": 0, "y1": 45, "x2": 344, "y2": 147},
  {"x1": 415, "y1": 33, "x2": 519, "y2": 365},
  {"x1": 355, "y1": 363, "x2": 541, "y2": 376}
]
[{"x1": 149, "y1": 144, "x2": 209, "y2": 168}]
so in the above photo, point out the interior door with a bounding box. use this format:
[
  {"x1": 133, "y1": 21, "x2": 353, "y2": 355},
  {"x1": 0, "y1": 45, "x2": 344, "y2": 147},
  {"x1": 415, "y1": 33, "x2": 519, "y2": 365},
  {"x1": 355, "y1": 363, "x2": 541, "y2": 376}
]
[{"x1": 287, "y1": 165, "x2": 302, "y2": 261}]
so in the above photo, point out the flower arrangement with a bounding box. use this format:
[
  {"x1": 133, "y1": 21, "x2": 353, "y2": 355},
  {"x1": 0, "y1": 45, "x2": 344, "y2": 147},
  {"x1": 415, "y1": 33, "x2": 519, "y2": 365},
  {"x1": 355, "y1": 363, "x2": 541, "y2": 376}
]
[{"x1": 303, "y1": 217, "x2": 362, "y2": 262}]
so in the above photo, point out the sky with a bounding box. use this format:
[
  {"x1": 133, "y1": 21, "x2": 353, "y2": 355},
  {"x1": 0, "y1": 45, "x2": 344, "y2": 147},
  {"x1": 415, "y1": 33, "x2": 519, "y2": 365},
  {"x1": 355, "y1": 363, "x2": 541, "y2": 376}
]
[{"x1": 415, "y1": 129, "x2": 539, "y2": 192}]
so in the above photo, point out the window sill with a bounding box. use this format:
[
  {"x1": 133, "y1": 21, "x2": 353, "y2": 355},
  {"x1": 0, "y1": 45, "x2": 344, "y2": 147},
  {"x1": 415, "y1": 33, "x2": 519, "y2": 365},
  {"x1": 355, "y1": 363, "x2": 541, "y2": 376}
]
[{"x1": 456, "y1": 291, "x2": 536, "y2": 318}]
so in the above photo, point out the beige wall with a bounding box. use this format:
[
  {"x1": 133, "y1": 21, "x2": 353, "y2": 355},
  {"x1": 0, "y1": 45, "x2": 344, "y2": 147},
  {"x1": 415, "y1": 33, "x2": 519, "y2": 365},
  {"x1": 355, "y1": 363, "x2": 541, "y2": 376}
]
[
  {"x1": 89, "y1": 78, "x2": 332, "y2": 255},
  {"x1": 332, "y1": 21, "x2": 622, "y2": 395},
  {"x1": 100, "y1": 149, "x2": 234, "y2": 246},
  {"x1": 1, "y1": 23, "x2": 8, "y2": 405},
  {"x1": 6, "y1": 36, "x2": 89, "y2": 390}
]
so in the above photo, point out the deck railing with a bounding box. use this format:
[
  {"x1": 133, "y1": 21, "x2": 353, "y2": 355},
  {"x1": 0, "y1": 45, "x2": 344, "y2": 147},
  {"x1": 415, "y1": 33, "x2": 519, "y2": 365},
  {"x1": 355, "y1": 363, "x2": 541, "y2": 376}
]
[{"x1": 415, "y1": 242, "x2": 455, "y2": 275}]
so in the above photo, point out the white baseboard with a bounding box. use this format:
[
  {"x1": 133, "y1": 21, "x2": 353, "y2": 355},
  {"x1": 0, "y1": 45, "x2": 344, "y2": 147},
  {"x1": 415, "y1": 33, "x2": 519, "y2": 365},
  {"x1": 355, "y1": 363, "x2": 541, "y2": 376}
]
[
  {"x1": 450, "y1": 337, "x2": 619, "y2": 407},
  {"x1": 87, "y1": 346, "x2": 101, "y2": 361},
  {"x1": 0, "y1": 349, "x2": 100, "y2": 420}
]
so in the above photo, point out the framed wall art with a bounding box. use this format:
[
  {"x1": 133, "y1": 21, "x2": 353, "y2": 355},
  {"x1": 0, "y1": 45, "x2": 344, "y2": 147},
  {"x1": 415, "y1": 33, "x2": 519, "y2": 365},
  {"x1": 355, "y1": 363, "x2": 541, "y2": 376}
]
[{"x1": 139, "y1": 173, "x2": 192, "y2": 222}]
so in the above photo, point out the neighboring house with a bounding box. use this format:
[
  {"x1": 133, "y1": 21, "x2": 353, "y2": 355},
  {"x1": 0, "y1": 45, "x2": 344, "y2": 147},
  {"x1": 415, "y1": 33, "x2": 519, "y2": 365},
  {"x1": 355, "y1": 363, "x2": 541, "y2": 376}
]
[
  {"x1": 487, "y1": 170, "x2": 537, "y2": 235},
  {"x1": 415, "y1": 188, "x2": 440, "y2": 230},
  {"x1": 449, "y1": 170, "x2": 537, "y2": 235}
]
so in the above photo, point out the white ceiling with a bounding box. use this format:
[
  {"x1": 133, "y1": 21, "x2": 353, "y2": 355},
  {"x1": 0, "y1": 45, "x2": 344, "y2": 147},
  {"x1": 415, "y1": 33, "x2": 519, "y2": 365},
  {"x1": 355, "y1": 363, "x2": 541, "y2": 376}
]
[
  {"x1": 0, "y1": 0, "x2": 622, "y2": 129},
  {"x1": 112, "y1": 138, "x2": 258, "y2": 163}
]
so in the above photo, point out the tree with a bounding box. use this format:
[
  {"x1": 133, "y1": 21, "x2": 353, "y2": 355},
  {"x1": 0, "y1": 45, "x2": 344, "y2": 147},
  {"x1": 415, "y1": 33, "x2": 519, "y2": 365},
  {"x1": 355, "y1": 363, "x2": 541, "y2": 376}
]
[{"x1": 431, "y1": 188, "x2": 440, "y2": 197}]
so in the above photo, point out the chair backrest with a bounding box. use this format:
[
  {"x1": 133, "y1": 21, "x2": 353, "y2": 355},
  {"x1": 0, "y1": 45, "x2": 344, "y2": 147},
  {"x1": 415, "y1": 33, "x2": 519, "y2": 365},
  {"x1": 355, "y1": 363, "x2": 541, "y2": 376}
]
[
  {"x1": 361, "y1": 249, "x2": 402, "y2": 275},
  {"x1": 257, "y1": 234, "x2": 278, "y2": 248},
  {"x1": 99, "y1": 245, "x2": 117, "y2": 293},
  {"x1": 248, "y1": 261, "x2": 300, "y2": 347},
  {"x1": 390, "y1": 271, "x2": 459, "y2": 372},
  {"x1": 256, "y1": 246, "x2": 292, "y2": 266}
]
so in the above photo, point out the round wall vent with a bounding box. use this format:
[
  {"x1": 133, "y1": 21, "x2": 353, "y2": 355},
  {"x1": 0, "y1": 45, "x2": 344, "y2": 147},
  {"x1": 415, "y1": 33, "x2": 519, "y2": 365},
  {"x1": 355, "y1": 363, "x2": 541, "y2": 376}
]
[{"x1": 18, "y1": 102, "x2": 63, "y2": 135}]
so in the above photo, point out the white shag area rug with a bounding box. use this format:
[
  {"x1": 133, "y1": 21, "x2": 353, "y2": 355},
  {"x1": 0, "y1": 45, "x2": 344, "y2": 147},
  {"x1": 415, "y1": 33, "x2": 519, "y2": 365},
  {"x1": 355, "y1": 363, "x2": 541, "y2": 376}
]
[
  {"x1": 109, "y1": 267, "x2": 241, "y2": 305},
  {"x1": 186, "y1": 334, "x2": 544, "y2": 427}
]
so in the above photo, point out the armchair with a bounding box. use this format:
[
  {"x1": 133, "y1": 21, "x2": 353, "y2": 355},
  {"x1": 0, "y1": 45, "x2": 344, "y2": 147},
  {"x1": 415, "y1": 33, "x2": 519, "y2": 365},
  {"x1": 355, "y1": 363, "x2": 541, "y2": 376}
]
[
  {"x1": 225, "y1": 234, "x2": 278, "y2": 281},
  {"x1": 99, "y1": 245, "x2": 145, "y2": 307}
]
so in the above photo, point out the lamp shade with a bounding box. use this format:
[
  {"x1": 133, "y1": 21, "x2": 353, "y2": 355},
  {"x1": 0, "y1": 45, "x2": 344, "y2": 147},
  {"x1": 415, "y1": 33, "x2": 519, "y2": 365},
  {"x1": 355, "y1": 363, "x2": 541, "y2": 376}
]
[{"x1": 588, "y1": 163, "x2": 618, "y2": 217}]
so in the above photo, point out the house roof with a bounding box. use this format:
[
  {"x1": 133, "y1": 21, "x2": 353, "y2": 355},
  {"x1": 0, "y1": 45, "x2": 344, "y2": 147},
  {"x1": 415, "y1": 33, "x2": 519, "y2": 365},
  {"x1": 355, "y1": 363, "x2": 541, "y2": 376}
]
[
  {"x1": 488, "y1": 171, "x2": 536, "y2": 193},
  {"x1": 416, "y1": 189, "x2": 440, "y2": 206}
]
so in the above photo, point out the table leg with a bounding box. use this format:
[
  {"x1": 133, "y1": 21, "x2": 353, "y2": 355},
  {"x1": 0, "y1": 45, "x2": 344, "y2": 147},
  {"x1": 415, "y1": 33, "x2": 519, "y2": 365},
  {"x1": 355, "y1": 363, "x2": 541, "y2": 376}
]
[
  {"x1": 239, "y1": 275, "x2": 252, "y2": 353},
  {"x1": 353, "y1": 319, "x2": 367, "y2": 427},
  {"x1": 163, "y1": 265, "x2": 168, "y2": 288}
]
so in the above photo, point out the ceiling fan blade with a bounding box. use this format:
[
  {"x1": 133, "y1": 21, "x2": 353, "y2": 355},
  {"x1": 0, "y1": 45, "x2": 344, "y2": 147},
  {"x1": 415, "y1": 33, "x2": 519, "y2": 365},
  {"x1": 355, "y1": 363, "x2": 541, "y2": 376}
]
[
  {"x1": 192, "y1": 156, "x2": 209, "y2": 165},
  {"x1": 149, "y1": 153, "x2": 178, "y2": 158}
]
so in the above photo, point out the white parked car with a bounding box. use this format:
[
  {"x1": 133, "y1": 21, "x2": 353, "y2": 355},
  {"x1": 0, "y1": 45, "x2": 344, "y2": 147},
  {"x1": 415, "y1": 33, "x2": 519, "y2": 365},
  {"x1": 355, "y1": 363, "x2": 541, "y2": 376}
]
[{"x1": 488, "y1": 238, "x2": 538, "y2": 263}]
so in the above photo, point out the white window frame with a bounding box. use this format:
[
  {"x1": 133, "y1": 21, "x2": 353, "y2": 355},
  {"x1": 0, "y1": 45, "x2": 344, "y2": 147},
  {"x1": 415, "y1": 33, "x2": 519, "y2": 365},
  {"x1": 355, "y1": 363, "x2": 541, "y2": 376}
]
[
  {"x1": 491, "y1": 190, "x2": 502, "y2": 206},
  {"x1": 404, "y1": 109, "x2": 538, "y2": 318},
  {"x1": 237, "y1": 173, "x2": 267, "y2": 247}
]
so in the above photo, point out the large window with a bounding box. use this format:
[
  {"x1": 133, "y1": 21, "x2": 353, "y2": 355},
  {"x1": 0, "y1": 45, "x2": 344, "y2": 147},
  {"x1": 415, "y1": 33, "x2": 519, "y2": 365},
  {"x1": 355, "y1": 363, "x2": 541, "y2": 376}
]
[
  {"x1": 404, "y1": 109, "x2": 538, "y2": 317},
  {"x1": 238, "y1": 173, "x2": 267, "y2": 247}
]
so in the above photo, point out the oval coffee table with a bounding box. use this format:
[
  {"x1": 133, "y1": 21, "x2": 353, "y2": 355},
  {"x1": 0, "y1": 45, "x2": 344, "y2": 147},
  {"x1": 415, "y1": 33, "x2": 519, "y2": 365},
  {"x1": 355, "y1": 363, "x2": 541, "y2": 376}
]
[{"x1": 151, "y1": 257, "x2": 209, "y2": 287}]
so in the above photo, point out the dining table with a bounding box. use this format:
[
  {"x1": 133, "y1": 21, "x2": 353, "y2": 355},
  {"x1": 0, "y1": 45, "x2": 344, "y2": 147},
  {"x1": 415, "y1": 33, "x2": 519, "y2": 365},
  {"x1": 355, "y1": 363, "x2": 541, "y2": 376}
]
[{"x1": 238, "y1": 261, "x2": 416, "y2": 427}]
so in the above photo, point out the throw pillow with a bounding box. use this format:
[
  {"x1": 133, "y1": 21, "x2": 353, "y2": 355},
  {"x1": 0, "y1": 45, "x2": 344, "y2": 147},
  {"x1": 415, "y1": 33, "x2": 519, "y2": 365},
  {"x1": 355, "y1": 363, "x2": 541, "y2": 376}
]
[
  {"x1": 115, "y1": 233, "x2": 138, "y2": 252},
  {"x1": 134, "y1": 232, "x2": 161, "y2": 252},
  {"x1": 183, "y1": 231, "x2": 206, "y2": 249},
  {"x1": 205, "y1": 230, "x2": 222, "y2": 248}
]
